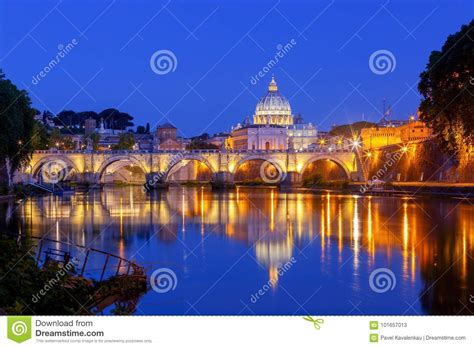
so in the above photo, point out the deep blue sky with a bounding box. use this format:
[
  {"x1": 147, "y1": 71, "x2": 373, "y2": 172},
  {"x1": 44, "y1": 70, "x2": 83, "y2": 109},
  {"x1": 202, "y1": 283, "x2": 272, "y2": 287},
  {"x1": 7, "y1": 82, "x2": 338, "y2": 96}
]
[{"x1": 0, "y1": 0, "x2": 472, "y2": 137}]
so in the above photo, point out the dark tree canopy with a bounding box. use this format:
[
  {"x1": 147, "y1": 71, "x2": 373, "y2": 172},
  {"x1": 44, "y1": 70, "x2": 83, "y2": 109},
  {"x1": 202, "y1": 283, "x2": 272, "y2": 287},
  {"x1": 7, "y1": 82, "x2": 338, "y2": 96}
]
[
  {"x1": 186, "y1": 140, "x2": 219, "y2": 150},
  {"x1": 98, "y1": 108, "x2": 134, "y2": 130},
  {"x1": 418, "y1": 20, "x2": 474, "y2": 163},
  {"x1": 52, "y1": 108, "x2": 134, "y2": 131},
  {"x1": 0, "y1": 70, "x2": 37, "y2": 187},
  {"x1": 113, "y1": 133, "x2": 135, "y2": 150},
  {"x1": 136, "y1": 125, "x2": 146, "y2": 134}
]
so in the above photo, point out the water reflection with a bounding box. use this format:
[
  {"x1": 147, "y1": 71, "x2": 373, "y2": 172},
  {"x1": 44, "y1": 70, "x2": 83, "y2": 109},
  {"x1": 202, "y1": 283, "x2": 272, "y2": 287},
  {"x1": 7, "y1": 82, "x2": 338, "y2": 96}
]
[{"x1": 9, "y1": 186, "x2": 474, "y2": 314}]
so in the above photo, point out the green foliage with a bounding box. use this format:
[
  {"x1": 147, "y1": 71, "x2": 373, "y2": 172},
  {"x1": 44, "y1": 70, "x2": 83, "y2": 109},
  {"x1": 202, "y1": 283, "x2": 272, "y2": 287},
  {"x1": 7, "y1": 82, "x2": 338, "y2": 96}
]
[
  {"x1": 418, "y1": 20, "x2": 474, "y2": 163},
  {"x1": 113, "y1": 133, "x2": 135, "y2": 150},
  {"x1": 186, "y1": 140, "x2": 219, "y2": 150},
  {"x1": 48, "y1": 128, "x2": 74, "y2": 150},
  {"x1": 30, "y1": 121, "x2": 50, "y2": 150},
  {"x1": 0, "y1": 233, "x2": 146, "y2": 315},
  {"x1": 0, "y1": 70, "x2": 37, "y2": 185}
]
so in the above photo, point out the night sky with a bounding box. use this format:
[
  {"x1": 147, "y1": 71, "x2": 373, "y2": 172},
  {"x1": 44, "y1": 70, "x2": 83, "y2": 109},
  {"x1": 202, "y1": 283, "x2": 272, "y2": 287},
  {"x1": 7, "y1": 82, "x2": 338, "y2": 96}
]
[{"x1": 0, "y1": 0, "x2": 472, "y2": 137}]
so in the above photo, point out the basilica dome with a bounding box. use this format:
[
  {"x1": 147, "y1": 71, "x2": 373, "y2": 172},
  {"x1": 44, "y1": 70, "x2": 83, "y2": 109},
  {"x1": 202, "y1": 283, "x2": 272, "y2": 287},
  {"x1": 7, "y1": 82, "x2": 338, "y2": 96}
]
[{"x1": 254, "y1": 76, "x2": 293, "y2": 126}]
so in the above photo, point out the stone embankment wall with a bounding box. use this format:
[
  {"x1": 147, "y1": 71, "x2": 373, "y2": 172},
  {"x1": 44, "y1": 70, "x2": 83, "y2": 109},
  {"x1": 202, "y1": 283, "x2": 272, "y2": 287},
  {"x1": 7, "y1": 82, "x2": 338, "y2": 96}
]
[{"x1": 364, "y1": 140, "x2": 474, "y2": 183}]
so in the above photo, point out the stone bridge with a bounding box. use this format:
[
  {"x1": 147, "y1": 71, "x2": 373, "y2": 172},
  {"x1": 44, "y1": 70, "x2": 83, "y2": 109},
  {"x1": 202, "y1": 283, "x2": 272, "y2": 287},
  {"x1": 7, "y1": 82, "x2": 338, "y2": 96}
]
[{"x1": 15, "y1": 149, "x2": 366, "y2": 187}]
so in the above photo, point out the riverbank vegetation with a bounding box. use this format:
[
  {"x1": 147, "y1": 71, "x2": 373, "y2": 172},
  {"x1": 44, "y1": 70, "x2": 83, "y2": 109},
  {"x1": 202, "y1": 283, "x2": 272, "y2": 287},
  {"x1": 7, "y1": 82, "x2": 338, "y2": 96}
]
[
  {"x1": 0, "y1": 231, "x2": 147, "y2": 315},
  {"x1": 418, "y1": 20, "x2": 474, "y2": 165}
]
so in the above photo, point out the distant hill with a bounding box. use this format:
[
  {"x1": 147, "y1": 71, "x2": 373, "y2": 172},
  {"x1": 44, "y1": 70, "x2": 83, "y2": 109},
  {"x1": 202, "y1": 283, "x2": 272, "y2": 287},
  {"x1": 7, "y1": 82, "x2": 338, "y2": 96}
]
[{"x1": 329, "y1": 121, "x2": 376, "y2": 138}]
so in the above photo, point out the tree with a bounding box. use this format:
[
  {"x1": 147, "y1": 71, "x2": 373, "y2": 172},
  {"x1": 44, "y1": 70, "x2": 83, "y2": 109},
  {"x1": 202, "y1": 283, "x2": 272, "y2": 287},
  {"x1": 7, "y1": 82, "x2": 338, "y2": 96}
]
[
  {"x1": 113, "y1": 133, "x2": 135, "y2": 150},
  {"x1": 186, "y1": 140, "x2": 219, "y2": 150},
  {"x1": 418, "y1": 20, "x2": 474, "y2": 164},
  {"x1": 136, "y1": 125, "x2": 146, "y2": 134},
  {"x1": 98, "y1": 108, "x2": 134, "y2": 130},
  {"x1": 53, "y1": 110, "x2": 77, "y2": 128},
  {"x1": 0, "y1": 70, "x2": 37, "y2": 190},
  {"x1": 48, "y1": 128, "x2": 74, "y2": 150},
  {"x1": 145, "y1": 122, "x2": 150, "y2": 134},
  {"x1": 31, "y1": 121, "x2": 50, "y2": 150}
]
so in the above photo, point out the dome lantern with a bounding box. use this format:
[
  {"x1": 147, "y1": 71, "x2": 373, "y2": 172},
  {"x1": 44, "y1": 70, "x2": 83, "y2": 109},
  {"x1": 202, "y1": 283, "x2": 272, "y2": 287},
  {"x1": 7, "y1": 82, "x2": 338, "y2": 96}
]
[{"x1": 253, "y1": 76, "x2": 293, "y2": 126}]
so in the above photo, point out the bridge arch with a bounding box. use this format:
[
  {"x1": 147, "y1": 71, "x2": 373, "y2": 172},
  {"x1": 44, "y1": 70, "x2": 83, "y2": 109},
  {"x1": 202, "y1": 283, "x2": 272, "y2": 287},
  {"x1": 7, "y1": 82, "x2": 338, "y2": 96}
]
[
  {"x1": 232, "y1": 155, "x2": 286, "y2": 184},
  {"x1": 163, "y1": 155, "x2": 217, "y2": 183},
  {"x1": 31, "y1": 155, "x2": 80, "y2": 183},
  {"x1": 95, "y1": 155, "x2": 148, "y2": 184},
  {"x1": 300, "y1": 155, "x2": 351, "y2": 181}
]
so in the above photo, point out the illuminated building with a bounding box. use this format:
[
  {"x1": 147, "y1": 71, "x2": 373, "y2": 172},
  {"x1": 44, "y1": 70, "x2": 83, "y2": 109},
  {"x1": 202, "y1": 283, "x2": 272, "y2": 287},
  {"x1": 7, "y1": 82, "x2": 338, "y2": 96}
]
[
  {"x1": 253, "y1": 75, "x2": 293, "y2": 126},
  {"x1": 360, "y1": 115, "x2": 433, "y2": 149},
  {"x1": 287, "y1": 114, "x2": 318, "y2": 151},
  {"x1": 155, "y1": 122, "x2": 183, "y2": 150},
  {"x1": 230, "y1": 124, "x2": 287, "y2": 150},
  {"x1": 230, "y1": 77, "x2": 317, "y2": 150}
]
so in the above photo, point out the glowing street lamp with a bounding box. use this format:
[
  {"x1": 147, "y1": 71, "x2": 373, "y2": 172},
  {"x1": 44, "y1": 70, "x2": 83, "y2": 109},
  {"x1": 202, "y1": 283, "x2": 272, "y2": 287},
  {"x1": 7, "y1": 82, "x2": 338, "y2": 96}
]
[{"x1": 350, "y1": 138, "x2": 361, "y2": 150}]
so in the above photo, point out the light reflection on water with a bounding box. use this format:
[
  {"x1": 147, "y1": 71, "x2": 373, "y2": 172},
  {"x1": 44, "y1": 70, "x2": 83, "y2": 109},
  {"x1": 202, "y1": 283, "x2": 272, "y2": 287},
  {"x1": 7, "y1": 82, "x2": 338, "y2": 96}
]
[{"x1": 12, "y1": 186, "x2": 474, "y2": 314}]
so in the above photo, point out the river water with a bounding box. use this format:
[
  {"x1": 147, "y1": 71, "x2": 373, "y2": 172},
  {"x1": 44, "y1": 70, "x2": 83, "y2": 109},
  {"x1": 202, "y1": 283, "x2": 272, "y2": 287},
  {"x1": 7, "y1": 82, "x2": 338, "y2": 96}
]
[{"x1": 6, "y1": 186, "x2": 474, "y2": 315}]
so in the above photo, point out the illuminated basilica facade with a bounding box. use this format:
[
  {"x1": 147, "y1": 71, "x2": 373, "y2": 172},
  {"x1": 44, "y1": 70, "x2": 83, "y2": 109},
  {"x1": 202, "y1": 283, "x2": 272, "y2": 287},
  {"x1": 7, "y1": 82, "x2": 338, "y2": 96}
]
[
  {"x1": 230, "y1": 76, "x2": 317, "y2": 150},
  {"x1": 253, "y1": 76, "x2": 294, "y2": 126}
]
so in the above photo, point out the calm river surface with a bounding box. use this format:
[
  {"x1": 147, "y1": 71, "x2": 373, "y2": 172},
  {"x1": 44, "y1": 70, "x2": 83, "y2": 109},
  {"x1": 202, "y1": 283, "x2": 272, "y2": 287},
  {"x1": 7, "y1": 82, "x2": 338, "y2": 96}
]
[{"x1": 8, "y1": 186, "x2": 474, "y2": 315}]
